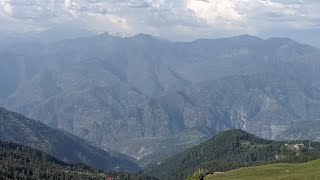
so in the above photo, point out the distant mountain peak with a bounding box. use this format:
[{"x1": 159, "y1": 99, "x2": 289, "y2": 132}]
[
  {"x1": 192, "y1": 34, "x2": 262, "y2": 43},
  {"x1": 131, "y1": 33, "x2": 158, "y2": 41},
  {"x1": 230, "y1": 34, "x2": 262, "y2": 41},
  {"x1": 267, "y1": 37, "x2": 317, "y2": 51},
  {"x1": 267, "y1": 37, "x2": 295, "y2": 42},
  {"x1": 97, "y1": 32, "x2": 160, "y2": 42},
  {"x1": 266, "y1": 37, "x2": 306, "y2": 47},
  {"x1": 99, "y1": 32, "x2": 134, "y2": 38},
  {"x1": 99, "y1": 32, "x2": 111, "y2": 37},
  {"x1": 110, "y1": 32, "x2": 134, "y2": 38}
]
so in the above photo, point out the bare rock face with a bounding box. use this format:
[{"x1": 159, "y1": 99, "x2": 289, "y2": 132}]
[
  {"x1": 1, "y1": 34, "x2": 320, "y2": 166},
  {"x1": 276, "y1": 120, "x2": 320, "y2": 142},
  {"x1": 110, "y1": 73, "x2": 320, "y2": 162}
]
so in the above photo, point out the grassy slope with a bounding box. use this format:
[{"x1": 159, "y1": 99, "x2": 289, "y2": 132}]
[{"x1": 205, "y1": 159, "x2": 320, "y2": 180}]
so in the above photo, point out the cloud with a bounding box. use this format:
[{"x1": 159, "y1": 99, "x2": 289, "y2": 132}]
[
  {"x1": 0, "y1": 0, "x2": 319, "y2": 46},
  {"x1": 186, "y1": 0, "x2": 244, "y2": 26},
  {"x1": 0, "y1": 0, "x2": 13, "y2": 14}
]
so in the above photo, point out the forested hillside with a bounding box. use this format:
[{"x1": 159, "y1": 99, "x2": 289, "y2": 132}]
[
  {"x1": 144, "y1": 129, "x2": 320, "y2": 180},
  {"x1": 0, "y1": 140, "x2": 157, "y2": 180},
  {"x1": 0, "y1": 107, "x2": 140, "y2": 172}
]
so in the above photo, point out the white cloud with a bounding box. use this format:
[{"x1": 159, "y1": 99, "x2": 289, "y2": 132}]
[
  {"x1": 64, "y1": 0, "x2": 71, "y2": 8},
  {"x1": 0, "y1": 0, "x2": 13, "y2": 14},
  {"x1": 186, "y1": 0, "x2": 244, "y2": 26},
  {"x1": 0, "y1": 0, "x2": 319, "y2": 46}
]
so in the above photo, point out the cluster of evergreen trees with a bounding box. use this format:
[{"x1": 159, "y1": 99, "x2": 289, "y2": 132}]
[
  {"x1": 144, "y1": 129, "x2": 320, "y2": 180},
  {"x1": 0, "y1": 140, "x2": 157, "y2": 180}
]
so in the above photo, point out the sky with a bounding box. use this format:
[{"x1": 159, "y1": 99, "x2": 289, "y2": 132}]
[{"x1": 0, "y1": 0, "x2": 319, "y2": 47}]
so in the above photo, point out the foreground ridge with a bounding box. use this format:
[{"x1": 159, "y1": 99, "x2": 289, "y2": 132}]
[{"x1": 144, "y1": 129, "x2": 320, "y2": 180}]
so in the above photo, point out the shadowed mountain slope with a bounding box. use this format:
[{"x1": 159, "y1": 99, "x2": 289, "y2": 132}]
[{"x1": 0, "y1": 107, "x2": 140, "y2": 172}]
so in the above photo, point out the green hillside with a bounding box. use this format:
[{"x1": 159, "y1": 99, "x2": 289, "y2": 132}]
[
  {"x1": 0, "y1": 140, "x2": 157, "y2": 180},
  {"x1": 144, "y1": 129, "x2": 320, "y2": 180},
  {"x1": 205, "y1": 159, "x2": 320, "y2": 180}
]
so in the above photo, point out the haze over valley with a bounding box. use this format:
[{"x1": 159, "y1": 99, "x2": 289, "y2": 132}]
[{"x1": 0, "y1": 0, "x2": 320, "y2": 179}]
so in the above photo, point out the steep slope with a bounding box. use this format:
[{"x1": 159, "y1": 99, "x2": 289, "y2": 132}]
[
  {"x1": 113, "y1": 73, "x2": 320, "y2": 164},
  {"x1": 204, "y1": 159, "x2": 320, "y2": 180},
  {"x1": 144, "y1": 129, "x2": 320, "y2": 180},
  {"x1": 0, "y1": 140, "x2": 156, "y2": 180},
  {"x1": 1, "y1": 34, "x2": 320, "y2": 166},
  {"x1": 276, "y1": 120, "x2": 320, "y2": 142},
  {"x1": 0, "y1": 107, "x2": 140, "y2": 172}
]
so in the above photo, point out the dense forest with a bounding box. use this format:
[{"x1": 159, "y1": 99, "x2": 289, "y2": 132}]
[
  {"x1": 0, "y1": 140, "x2": 157, "y2": 180},
  {"x1": 144, "y1": 129, "x2": 320, "y2": 180}
]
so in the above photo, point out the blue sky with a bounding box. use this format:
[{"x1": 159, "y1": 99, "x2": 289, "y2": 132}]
[{"x1": 0, "y1": 0, "x2": 319, "y2": 47}]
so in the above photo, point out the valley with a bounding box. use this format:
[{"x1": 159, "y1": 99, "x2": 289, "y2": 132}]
[
  {"x1": 1, "y1": 1, "x2": 319, "y2": 179},
  {"x1": 1, "y1": 34, "x2": 320, "y2": 166}
]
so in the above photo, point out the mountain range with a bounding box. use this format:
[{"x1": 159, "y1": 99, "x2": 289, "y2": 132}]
[{"x1": 1, "y1": 33, "x2": 320, "y2": 166}]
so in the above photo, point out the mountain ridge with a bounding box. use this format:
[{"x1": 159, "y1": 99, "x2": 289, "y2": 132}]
[
  {"x1": 144, "y1": 129, "x2": 320, "y2": 179},
  {"x1": 1, "y1": 33, "x2": 320, "y2": 166},
  {"x1": 0, "y1": 107, "x2": 140, "y2": 172},
  {"x1": 0, "y1": 139, "x2": 157, "y2": 180}
]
